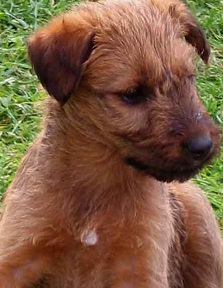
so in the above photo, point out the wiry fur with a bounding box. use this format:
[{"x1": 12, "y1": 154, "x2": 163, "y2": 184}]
[{"x1": 0, "y1": 0, "x2": 222, "y2": 287}]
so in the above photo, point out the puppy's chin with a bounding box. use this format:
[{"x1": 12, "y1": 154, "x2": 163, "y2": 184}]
[{"x1": 124, "y1": 157, "x2": 205, "y2": 183}]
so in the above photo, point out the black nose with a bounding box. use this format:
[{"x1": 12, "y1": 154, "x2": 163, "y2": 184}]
[{"x1": 184, "y1": 135, "x2": 213, "y2": 160}]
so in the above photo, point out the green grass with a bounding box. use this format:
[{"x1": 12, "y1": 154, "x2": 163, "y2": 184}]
[
  {"x1": 0, "y1": 0, "x2": 75, "y2": 194},
  {"x1": 0, "y1": 0, "x2": 222, "y2": 226}
]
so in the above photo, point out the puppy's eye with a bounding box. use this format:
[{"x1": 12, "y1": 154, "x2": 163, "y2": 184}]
[{"x1": 118, "y1": 85, "x2": 150, "y2": 105}]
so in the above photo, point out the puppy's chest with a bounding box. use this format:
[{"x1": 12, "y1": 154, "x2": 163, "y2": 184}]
[{"x1": 51, "y1": 206, "x2": 173, "y2": 288}]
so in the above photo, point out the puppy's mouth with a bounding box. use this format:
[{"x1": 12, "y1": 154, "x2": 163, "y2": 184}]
[{"x1": 124, "y1": 156, "x2": 211, "y2": 183}]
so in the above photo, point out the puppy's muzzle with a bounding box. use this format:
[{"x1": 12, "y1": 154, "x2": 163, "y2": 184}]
[{"x1": 183, "y1": 134, "x2": 213, "y2": 161}]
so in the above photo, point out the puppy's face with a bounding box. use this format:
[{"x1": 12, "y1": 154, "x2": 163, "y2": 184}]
[{"x1": 28, "y1": 0, "x2": 220, "y2": 182}]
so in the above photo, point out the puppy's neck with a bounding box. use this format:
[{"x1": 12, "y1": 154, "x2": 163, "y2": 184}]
[{"x1": 42, "y1": 99, "x2": 162, "y2": 208}]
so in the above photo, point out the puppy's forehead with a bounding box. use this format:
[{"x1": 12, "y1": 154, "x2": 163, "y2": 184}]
[{"x1": 83, "y1": 0, "x2": 195, "y2": 91}]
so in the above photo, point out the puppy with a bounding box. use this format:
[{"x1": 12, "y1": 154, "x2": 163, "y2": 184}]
[{"x1": 0, "y1": 0, "x2": 222, "y2": 287}]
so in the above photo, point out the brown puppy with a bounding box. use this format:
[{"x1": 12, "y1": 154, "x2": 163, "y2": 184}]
[{"x1": 0, "y1": 0, "x2": 222, "y2": 287}]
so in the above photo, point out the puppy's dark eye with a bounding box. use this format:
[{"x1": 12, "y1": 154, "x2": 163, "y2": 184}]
[{"x1": 118, "y1": 85, "x2": 150, "y2": 105}]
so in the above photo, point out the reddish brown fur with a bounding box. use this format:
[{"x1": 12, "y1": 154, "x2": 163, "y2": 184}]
[{"x1": 0, "y1": 0, "x2": 222, "y2": 287}]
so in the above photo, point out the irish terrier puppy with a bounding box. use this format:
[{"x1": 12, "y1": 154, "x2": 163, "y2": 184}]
[{"x1": 0, "y1": 0, "x2": 222, "y2": 287}]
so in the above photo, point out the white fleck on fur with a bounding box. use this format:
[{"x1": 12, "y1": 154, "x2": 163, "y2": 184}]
[{"x1": 81, "y1": 229, "x2": 98, "y2": 246}]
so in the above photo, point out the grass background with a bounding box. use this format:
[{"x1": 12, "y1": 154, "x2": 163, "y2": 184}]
[{"x1": 0, "y1": 0, "x2": 222, "y2": 227}]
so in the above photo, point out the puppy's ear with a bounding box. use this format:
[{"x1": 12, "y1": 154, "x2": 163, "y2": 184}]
[
  {"x1": 168, "y1": 3, "x2": 210, "y2": 64},
  {"x1": 28, "y1": 17, "x2": 95, "y2": 104}
]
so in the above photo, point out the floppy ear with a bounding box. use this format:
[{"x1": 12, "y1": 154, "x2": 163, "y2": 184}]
[
  {"x1": 168, "y1": 2, "x2": 210, "y2": 64},
  {"x1": 28, "y1": 17, "x2": 95, "y2": 104}
]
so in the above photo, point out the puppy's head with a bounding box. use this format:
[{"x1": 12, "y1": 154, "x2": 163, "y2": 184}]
[{"x1": 28, "y1": 0, "x2": 220, "y2": 182}]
